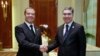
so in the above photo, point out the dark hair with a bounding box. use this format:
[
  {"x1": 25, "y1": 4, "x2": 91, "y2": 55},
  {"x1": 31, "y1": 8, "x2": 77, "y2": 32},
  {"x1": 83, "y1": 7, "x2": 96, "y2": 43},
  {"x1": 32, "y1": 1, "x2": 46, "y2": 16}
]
[
  {"x1": 63, "y1": 7, "x2": 74, "y2": 14},
  {"x1": 24, "y1": 7, "x2": 35, "y2": 14}
]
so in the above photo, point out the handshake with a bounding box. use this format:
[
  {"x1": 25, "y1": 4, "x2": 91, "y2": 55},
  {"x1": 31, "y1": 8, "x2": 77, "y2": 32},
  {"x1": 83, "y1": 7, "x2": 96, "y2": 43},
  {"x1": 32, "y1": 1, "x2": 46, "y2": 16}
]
[{"x1": 39, "y1": 45, "x2": 48, "y2": 52}]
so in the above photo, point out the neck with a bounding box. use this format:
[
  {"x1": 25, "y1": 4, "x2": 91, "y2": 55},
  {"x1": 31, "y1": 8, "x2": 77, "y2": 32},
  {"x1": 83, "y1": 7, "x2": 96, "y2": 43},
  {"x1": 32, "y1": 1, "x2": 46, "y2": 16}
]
[
  {"x1": 29, "y1": 22, "x2": 33, "y2": 24},
  {"x1": 65, "y1": 22, "x2": 70, "y2": 25},
  {"x1": 25, "y1": 21, "x2": 33, "y2": 25},
  {"x1": 26, "y1": 21, "x2": 33, "y2": 25}
]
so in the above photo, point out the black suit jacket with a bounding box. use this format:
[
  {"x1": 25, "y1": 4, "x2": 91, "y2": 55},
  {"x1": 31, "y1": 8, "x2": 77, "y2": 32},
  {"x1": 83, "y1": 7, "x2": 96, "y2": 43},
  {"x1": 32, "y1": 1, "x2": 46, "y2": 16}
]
[
  {"x1": 48, "y1": 22, "x2": 86, "y2": 56},
  {"x1": 15, "y1": 23, "x2": 42, "y2": 56}
]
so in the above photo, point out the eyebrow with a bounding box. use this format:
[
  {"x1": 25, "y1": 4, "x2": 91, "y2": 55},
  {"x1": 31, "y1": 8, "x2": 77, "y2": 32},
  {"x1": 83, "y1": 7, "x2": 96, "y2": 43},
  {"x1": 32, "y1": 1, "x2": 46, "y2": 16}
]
[{"x1": 63, "y1": 13, "x2": 72, "y2": 15}]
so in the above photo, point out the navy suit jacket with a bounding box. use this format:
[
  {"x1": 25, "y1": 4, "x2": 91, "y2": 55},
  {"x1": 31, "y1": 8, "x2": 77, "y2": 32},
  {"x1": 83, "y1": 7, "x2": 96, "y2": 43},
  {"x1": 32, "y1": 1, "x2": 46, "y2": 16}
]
[
  {"x1": 15, "y1": 23, "x2": 42, "y2": 56},
  {"x1": 48, "y1": 22, "x2": 86, "y2": 56}
]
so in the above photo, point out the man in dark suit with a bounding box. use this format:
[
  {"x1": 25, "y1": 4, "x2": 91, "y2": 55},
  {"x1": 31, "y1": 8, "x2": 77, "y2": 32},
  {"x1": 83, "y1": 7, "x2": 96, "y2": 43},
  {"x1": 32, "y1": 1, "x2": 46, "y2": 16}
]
[
  {"x1": 47, "y1": 7, "x2": 86, "y2": 56},
  {"x1": 15, "y1": 7, "x2": 46, "y2": 56}
]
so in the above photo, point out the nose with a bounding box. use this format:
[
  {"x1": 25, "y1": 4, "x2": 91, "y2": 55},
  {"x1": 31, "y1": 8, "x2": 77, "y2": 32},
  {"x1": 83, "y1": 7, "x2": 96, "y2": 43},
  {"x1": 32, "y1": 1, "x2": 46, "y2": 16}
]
[
  {"x1": 64, "y1": 15, "x2": 69, "y2": 17},
  {"x1": 29, "y1": 13, "x2": 33, "y2": 16}
]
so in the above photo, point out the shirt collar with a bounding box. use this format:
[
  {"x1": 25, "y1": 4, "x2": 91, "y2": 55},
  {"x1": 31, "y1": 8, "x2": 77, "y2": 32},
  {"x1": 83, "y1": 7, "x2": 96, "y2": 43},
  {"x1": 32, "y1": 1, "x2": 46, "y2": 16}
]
[
  {"x1": 64, "y1": 21, "x2": 73, "y2": 28},
  {"x1": 25, "y1": 21, "x2": 34, "y2": 27}
]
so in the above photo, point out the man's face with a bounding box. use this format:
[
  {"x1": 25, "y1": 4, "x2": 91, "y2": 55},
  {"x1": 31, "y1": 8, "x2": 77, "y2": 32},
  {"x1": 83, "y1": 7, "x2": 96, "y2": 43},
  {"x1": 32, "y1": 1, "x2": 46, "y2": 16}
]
[
  {"x1": 63, "y1": 9, "x2": 73, "y2": 24},
  {"x1": 25, "y1": 8, "x2": 35, "y2": 23}
]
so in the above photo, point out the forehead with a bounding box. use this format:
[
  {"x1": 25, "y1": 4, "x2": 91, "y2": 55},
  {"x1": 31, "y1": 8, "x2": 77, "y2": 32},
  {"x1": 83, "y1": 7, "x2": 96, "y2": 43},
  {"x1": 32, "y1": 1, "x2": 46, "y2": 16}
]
[
  {"x1": 63, "y1": 9, "x2": 72, "y2": 13},
  {"x1": 26, "y1": 8, "x2": 35, "y2": 13}
]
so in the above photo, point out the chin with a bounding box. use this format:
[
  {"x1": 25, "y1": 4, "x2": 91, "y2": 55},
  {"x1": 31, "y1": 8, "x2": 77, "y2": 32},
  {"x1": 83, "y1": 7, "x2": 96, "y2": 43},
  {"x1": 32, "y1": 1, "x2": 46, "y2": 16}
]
[
  {"x1": 65, "y1": 22, "x2": 69, "y2": 24},
  {"x1": 27, "y1": 21, "x2": 33, "y2": 23}
]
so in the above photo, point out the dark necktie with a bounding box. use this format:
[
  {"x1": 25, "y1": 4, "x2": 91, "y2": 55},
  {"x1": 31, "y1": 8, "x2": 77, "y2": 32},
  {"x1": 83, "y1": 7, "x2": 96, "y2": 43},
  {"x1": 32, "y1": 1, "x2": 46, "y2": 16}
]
[
  {"x1": 30, "y1": 25, "x2": 35, "y2": 36},
  {"x1": 64, "y1": 25, "x2": 69, "y2": 38}
]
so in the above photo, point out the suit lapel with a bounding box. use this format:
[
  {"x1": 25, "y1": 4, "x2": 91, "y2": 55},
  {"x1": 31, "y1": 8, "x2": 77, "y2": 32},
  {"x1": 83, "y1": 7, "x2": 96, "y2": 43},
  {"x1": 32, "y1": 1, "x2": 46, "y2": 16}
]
[
  {"x1": 58, "y1": 24, "x2": 65, "y2": 44},
  {"x1": 34, "y1": 26, "x2": 39, "y2": 39},
  {"x1": 23, "y1": 23, "x2": 36, "y2": 39},
  {"x1": 63, "y1": 22, "x2": 76, "y2": 43}
]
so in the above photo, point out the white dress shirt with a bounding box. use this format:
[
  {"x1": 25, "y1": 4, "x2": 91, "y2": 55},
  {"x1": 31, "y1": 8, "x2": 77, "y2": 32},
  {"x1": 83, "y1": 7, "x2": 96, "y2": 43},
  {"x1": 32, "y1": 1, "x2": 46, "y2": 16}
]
[
  {"x1": 63, "y1": 21, "x2": 73, "y2": 36},
  {"x1": 25, "y1": 21, "x2": 35, "y2": 33}
]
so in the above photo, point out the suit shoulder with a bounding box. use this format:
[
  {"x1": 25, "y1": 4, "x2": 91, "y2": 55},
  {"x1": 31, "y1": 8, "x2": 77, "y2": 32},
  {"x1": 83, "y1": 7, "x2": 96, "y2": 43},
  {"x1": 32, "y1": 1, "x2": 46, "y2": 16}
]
[
  {"x1": 57, "y1": 24, "x2": 64, "y2": 30},
  {"x1": 16, "y1": 23, "x2": 25, "y2": 27},
  {"x1": 74, "y1": 22, "x2": 84, "y2": 29},
  {"x1": 74, "y1": 22, "x2": 83, "y2": 27},
  {"x1": 15, "y1": 23, "x2": 25, "y2": 29}
]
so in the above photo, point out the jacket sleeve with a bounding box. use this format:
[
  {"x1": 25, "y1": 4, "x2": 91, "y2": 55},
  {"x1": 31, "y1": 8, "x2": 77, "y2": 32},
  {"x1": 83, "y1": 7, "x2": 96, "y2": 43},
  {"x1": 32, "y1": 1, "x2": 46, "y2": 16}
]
[
  {"x1": 15, "y1": 26, "x2": 40, "y2": 50},
  {"x1": 78, "y1": 26, "x2": 86, "y2": 56},
  {"x1": 47, "y1": 32, "x2": 59, "y2": 52}
]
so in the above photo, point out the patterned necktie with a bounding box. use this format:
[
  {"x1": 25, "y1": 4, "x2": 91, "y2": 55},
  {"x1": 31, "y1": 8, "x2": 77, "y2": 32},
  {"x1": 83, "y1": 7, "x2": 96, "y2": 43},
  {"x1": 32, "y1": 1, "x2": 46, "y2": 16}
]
[
  {"x1": 64, "y1": 25, "x2": 69, "y2": 38},
  {"x1": 30, "y1": 25, "x2": 35, "y2": 36}
]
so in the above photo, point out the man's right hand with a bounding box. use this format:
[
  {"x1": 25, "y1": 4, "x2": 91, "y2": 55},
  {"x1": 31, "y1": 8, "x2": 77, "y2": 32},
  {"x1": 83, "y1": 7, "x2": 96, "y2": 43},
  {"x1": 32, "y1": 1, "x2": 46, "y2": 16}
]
[{"x1": 39, "y1": 45, "x2": 48, "y2": 52}]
